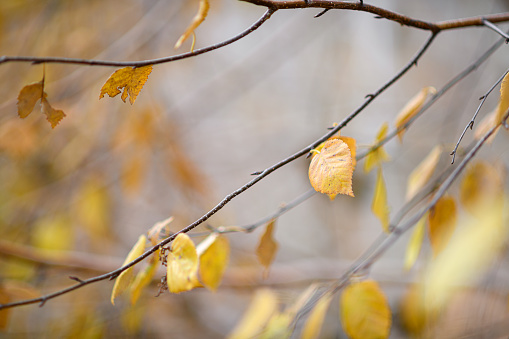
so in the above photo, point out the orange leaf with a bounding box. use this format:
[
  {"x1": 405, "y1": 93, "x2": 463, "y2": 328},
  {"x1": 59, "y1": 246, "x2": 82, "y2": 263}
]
[
  {"x1": 111, "y1": 235, "x2": 147, "y2": 305},
  {"x1": 99, "y1": 65, "x2": 153, "y2": 104},
  {"x1": 371, "y1": 167, "x2": 390, "y2": 232},
  {"x1": 197, "y1": 233, "x2": 230, "y2": 291},
  {"x1": 428, "y1": 196, "x2": 457, "y2": 256},
  {"x1": 340, "y1": 280, "x2": 391, "y2": 339},
  {"x1": 167, "y1": 233, "x2": 199, "y2": 293},
  {"x1": 175, "y1": 0, "x2": 210, "y2": 49},
  {"x1": 406, "y1": 145, "x2": 442, "y2": 201},
  {"x1": 364, "y1": 123, "x2": 390, "y2": 173},
  {"x1": 256, "y1": 219, "x2": 278, "y2": 277},
  {"x1": 309, "y1": 139, "x2": 354, "y2": 198},
  {"x1": 40, "y1": 97, "x2": 66, "y2": 128},
  {"x1": 395, "y1": 87, "x2": 436, "y2": 142},
  {"x1": 17, "y1": 81, "x2": 44, "y2": 118}
]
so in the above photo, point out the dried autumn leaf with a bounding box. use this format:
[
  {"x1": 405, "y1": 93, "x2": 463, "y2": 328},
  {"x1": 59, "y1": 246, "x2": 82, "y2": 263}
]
[
  {"x1": 167, "y1": 233, "x2": 199, "y2": 293},
  {"x1": 404, "y1": 214, "x2": 427, "y2": 270},
  {"x1": 17, "y1": 81, "x2": 44, "y2": 118},
  {"x1": 406, "y1": 145, "x2": 442, "y2": 201},
  {"x1": 197, "y1": 233, "x2": 230, "y2": 291},
  {"x1": 130, "y1": 250, "x2": 159, "y2": 306},
  {"x1": 314, "y1": 136, "x2": 357, "y2": 170},
  {"x1": 41, "y1": 97, "x2": 66, "y2": 128},
  {"x1": 228, "y1": 289, "x2": 278, "y2": 339},
  {"x1": 301, "y1": 294, "x2": 332, "y2": 339},
  {"x1": 175, "y1": 0, "x2": 210, "y2": 49},
  {"x1": 111, "y1": 235, "x2": 147, "y2": 305},
  {"x1": 256, "y1": 219, "x2": 279, "y2": 277},
  {"x1": 340, "y1": 280, "x2": 391, "y2": 339},
  {"x1": 395, "y1": 86, "x2": 436, "y2": 142},
  {"x1": 309, "y1": 139, "x2": 354, "y2": 198},
  {"x1": 372, "y1": 167, "x2": 390, "y2": 232},
  {"x1": 428, "y1": 196, "x2": 457, "y2": 256},
  {"x1": 99, "y1": 65, "x2": 153, "y2": 104},
  {"x1": 364, "y1": 123, "x2": 390, "y2": 173}
]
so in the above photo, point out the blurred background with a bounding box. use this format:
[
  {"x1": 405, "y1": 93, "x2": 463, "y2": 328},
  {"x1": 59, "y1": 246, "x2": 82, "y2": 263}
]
[{"x1": 1, "y1": 0, "x2": 509, "y2": 337}]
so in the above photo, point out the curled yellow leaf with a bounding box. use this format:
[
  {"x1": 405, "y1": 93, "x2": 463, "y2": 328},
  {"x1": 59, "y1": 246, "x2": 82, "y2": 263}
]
[
  {"x1": 111, "y1": 235, "x2": 147, "y2": 305},
  {"x1": 309, "y1": 139, "x2": 354, "y2": 198},
  {"x1": 256, "y1": 219, "x2": 278, "y2": 277},
  {"x1": 99, "y1": 65, "x2": 153, "y2": 104},
  {"x1": 17, "y1": 81, "x2": 44, "y2": 119},
  {"x1": 406, "y1": 145, "x2": 442, "y2": 201},
  {"x1": 175, "y1": 0, "x2": 210, "y2": 49},
  {"x1": 197, "y1": 233, "x2": 230, "y2": 291},
  {"x1": 395, "y1": 86, "x2": 436, "y2": 142},
  {"x1": 428, "y1": 196, "x2": 457, "y2": 256},
  {"x1": 167, "y1": 233, "x2": 199, "y2": 293},
  {"x1": 372, "y1": 167, "x2": 390, "y2": 233},
  {"x1": 364, "y1": 123, "x2": 390, "y2": 173},
  {"x1": 340, "y1": 280, "x2": 391, "y2": 339}
]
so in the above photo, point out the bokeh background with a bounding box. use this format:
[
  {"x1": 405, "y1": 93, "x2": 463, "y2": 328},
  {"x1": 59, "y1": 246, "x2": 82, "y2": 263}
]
[{"x1": 1, "y1": 0, "x2": 509, "y2": 337}]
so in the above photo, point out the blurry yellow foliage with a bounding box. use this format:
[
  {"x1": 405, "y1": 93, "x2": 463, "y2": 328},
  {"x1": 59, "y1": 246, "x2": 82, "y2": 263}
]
[
  {"x1": 371, "y1": 167, "x2": 390, "y2": 232},
  {"x1": 301, "y1": 294, "x2": 332, "y2": 339},
  {"x1": 406, "y1": 145, "x2": 442, "y2": 201},
  {"x1": 404, "y1": 213, "x2": 427, "y2": 270},
  {"x1": 395, "y1": 86, "x2": 436, "y2": 142},
  {"x1": 428, "y1": 196, "x2": 457, "y2": 257},
  {"x1": 364, "y1": 123, "x2": 390, "y2": 173},
  {"x1": 175, "y1": 0, "x2": 210, "y2": 49},
  {"x1": 256, "y1": 219, "x2": 278, "y2": 277},
  {"x1": 167, "y1": 233, "x2": 200, "y2": 293},
  {"x1": 197, "y1": 233, "x2": 230, "y2": 292},
  {"x1": 31, "y1": 213, "x2": 73, "y2": 252},
  {"x1": 73, "y1": 176, "x2": 111, "y2": 238}
]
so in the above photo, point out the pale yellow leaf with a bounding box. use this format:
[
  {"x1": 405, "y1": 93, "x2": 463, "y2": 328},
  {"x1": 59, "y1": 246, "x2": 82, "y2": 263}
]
[
  {"x1": 167, "y1": 233, "x2": 199, "y2": 293},
  {"x1": 404, "y1": 214, "x2": 427, "y2": 270},
  {"x1": 372, "y1": 167, "x2": 390, "y2": 232},
  {"x1": 175, "y1": 0, "x2": 210, "y2": 49},
  {"x1": 99, "y1": 65, "x2": 153, "y2": 104},
  {"x1": 198, "y1": 234, "x2": 230, "y2": 291},
  {"x1": 364, "y1": 123, "x2": 390, "y2": 173},
  {"x1": 301, "y1": 294, "x2": 332, "y2": 339},
  {"x1": 17, "y1": 81, "x2": 44, "y2": 118},
  {"x1": 423, "y1": 201, "x2": 507, "y2": 312},
  {"x1": 340, "y1": 280, "x2": 391, "y2": 339},
  {"x1": 130, "y1": 250, "x2": 159, "y2": 306},
  {"x1": 309, "y1": 139, "x2": 354, "y2": 198},
  {"x1": 406, "y1": 145, "x2": 442, "y2": 201},
  {"x1": 111, "y1": 235, "x2": 147, "y2": 305},
  {"x1": 428, "y1": 196, "x2": 457, "y2": 256},
  {"x1": 41, "y1": 97, "x2": 66, "y2": 128},
  {"x1": 495, "y1": 71, "x2": 509, "y2": 124},
  {"x1": 395, "y1": 87, "x2": 436, "y2": 142},
  {"x1": 256, "y1": 219, "x2": 279, "y2": 277},
  {"x1": 228, "y1": 289, "x2": 278, "y2": 339}
]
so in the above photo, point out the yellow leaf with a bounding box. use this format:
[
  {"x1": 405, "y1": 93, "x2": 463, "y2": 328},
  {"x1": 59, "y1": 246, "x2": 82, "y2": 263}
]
[
  {"x1": 17, "y1": 81, "x2": 44, "y2": 118},
  {"x1": 228, "y1": 289, "x2": 278, "y2": 339},
  {"x1": 340, "y1": 280, "x2": 391, "y2": 339},
  {"x1": 459, "y1": 161, "x2": 504, "y2": 215},
  {"x1": 371, "y1": 167, "x2": 390, "y2": 232},
  {"x1": 309, "y1": 139, "x2": 354, "y2": 198},
  {"x1": 364, "y1": 123, "x2": 390, "y2": 173},
  {"x1": 300, "y1": 294, "x2": 332, "y2": 339},
  {"x1": 314, "y1": 136, "x2": 357, "y2": 170},
  {"x1": 111, "y1": 235, "x2": 147, "y2": 305},
  {"x1": 256, "y1": 219, "x2": 279, "y2": 277},
  {"x1": 197, "y1": 234, "x2": 230, "y2": 291},
  {"x1": 130, "y1": 250, "x2": 159, "y2": 306},
  {"x1": 406, "y1": 145, "x2": 442, "y2": 201},
  {"x1": 175, "y1": 0, "x2": 210, "y2": 49},
  {"x1": 167, "y1": 233, "x2": 199, "y2": 293},
  {"x1": 395, "y1": 87, "x2": 436, "y2": 142},
  {"x1": 495, "y1": 71, "x2": 509, "y2": 124},
  {"x1": 399, "y1": 285, "x2": 434, "y2": 336},
  {"x1": 428, "y1": 196, "x2": 457, "y2": 256},
  {"x1": 404, "y1": 214, "x2": 427, "y2": 270},
  {"x1": 423, "y1": 201, "x2": 506, "y2": 312},
  {"x1": 99, "y1": 65, "x2": 153, "y2": 104},
  {"x1": 40, "y1": 97, "x2": 66, "y2": 128}
]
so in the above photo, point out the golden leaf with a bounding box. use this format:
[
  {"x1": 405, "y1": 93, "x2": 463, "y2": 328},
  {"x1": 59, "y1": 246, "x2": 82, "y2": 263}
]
[
  {"x1": 301, "y1": 294, "x2": 332, "y2": 339},
  {"x1": 309, "y1": 139, "x2": 354, "y2": 198},
  {"x1": 364, "y1": 123, "x2": 390, "y2": 173},
  {"x1": 167, "y1": 233, "x2": 199, "y2": 293},
  {"x1": 428, "y1": 196, "x2": 457, "y2": 256},
  {"x1": 256, "y1": 219, "x2": 279, "y2": 277},
  {"x1": 197, "y1": 234, "x2": 230, "y2": 292},
  {"x1": 175, "y1": 0, "x2": 210, "y2": 49},
  {"x1": 406, "y1": 145, "x2": 442, "y2": 201},
  {"x1": 17, "y1": 81, "x2": 44, "y2": 118},
  {"x1": 314, "y1": 136, "x2": 357, "y2": 170},
  {"x1": 340, "y1": 280, "x2": 391, "y2": 339},
  {"x1": 99, "y1": 65, "x2": 153, "y2": 104},
  {"x1": 41, "y1": 97, "x2": 66, "y2": 128},
  {"x1": 371, "y1": 167, "x2": 390, "y2": 232},
  {"x1": 130, "y1": 250, "x2": 159, "y2": 306},
  {"x1": 404, "y1": 214, "x2": 427, "y2": 270},
  {"x1": 228, "y1": 289, "x2": 278, "y2": 339},
  {"x1": 111, "y1": 235, "x2": 147, "y2": 305},
  {"x1": 395, "y1": 87, "x2": 436, "y2": 142}
]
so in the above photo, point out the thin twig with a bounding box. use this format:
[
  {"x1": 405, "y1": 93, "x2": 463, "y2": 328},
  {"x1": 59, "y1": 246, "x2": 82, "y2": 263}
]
[
  {"x1": 0, "y1": 8, "x2": 276, "y2": 67},
  {"x1": 482, "y1": 19, "x2": 509, "y2": 41}
]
